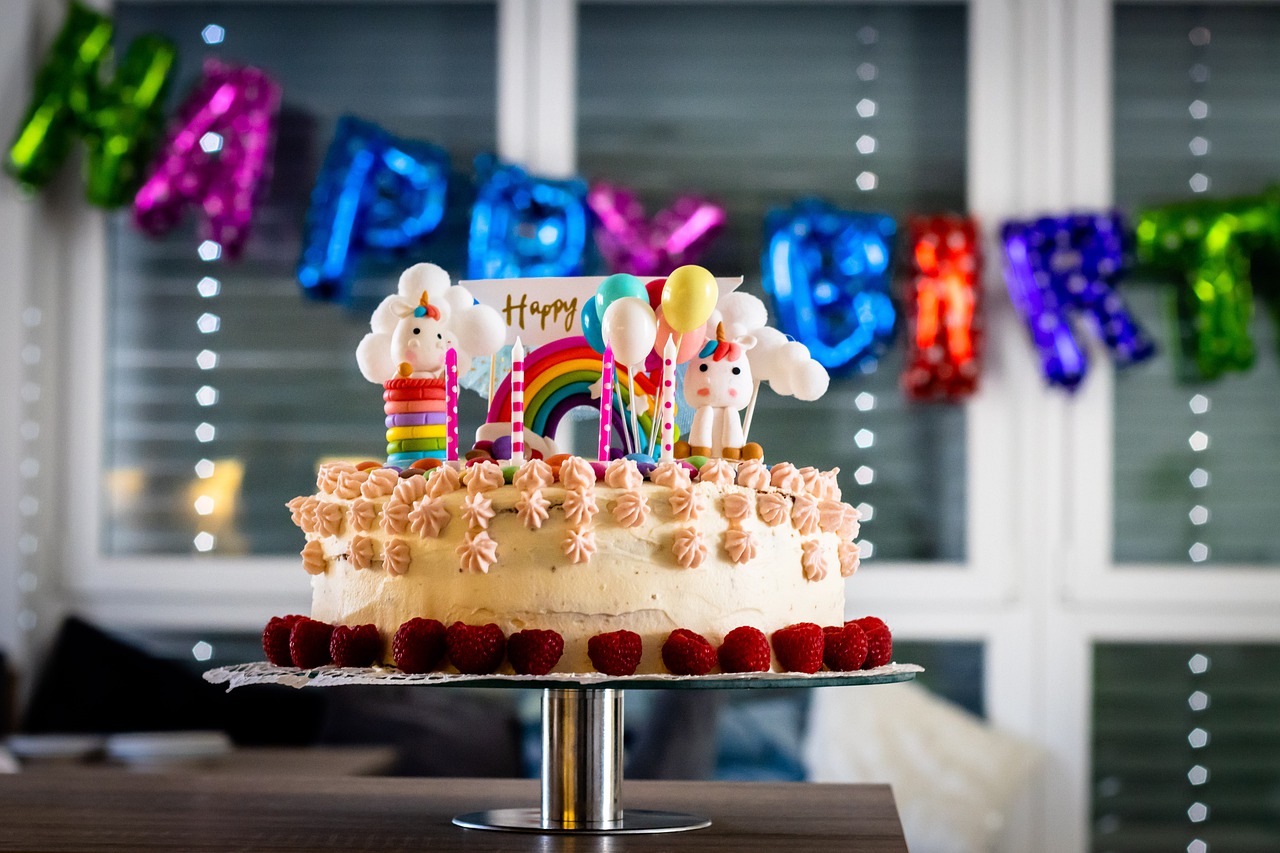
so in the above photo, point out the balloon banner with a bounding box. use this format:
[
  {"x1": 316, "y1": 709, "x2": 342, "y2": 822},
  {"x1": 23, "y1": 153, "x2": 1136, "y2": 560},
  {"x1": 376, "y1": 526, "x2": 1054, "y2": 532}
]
[
  {"x1": 468, "y1": 155, "x2": 588, "y2": 279},
  {"x1": 133, "y1": 61, "x2": 281, "y2": 260},
  {"x1": 902, "y1": 216, "x2": 982, "y2": 402},
  {"x1": 1002, "y1": 213, "x2": 1155, "y2": 391},
  {"x1": 762, "y1": 199, "x2": 897, "y2": 373},
  {"x1": 587, "y1": 183, "x2": 726, "y2": 276},
  {"x1": 297, "y1": 116, "x2": 449, "y2": 301},
  {"x1": 1135, "y1": 195, "x2": 1280, "y2": 382},
  {"x1": 5, "y1": 2, "x2": 177, "y2": 207}
]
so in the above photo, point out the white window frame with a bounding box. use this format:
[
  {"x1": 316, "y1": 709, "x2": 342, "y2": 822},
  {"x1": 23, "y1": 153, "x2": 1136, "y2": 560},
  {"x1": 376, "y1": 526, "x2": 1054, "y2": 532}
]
[{"x1": 4, "y1": 1, "x2": 1279, "y2": 851}]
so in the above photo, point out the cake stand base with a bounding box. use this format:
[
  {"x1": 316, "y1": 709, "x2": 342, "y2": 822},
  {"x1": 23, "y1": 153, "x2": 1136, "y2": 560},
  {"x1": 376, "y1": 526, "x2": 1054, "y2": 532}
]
[{"x1": 452, "y1": 808, "x2": 711, "y2": 834}]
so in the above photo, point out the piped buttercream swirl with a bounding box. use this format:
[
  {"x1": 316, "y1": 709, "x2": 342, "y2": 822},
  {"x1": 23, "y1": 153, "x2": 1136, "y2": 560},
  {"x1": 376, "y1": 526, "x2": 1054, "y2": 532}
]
[
  {"x1": 558, "y1": 456, "x2": 597, "y2": 491},
  {"x1": 516, "y1": 489, "x2": 551, "y2": 530},
  {"x1": 818, "y1": 469, "x2": 842, "y2": 502},
  {"x1": 425, "y1": 465, "x2": 461, "y2": 498},
  {"x1": 722, "y1": 491, "x2": 753, "y2": 523},
  {"x1": 380, "y1": 500, "x2": 411, "y2": 536},
  {"x1": 287, "y1": 496, "x2": 308, "y2": 527},
  {"x1": 724, "y1": 528, "x2": 758, "y2": 565},
  {"x1": 349, "y1": 535, "x2": 374, "y2": 571},
  {"x1": 462, "y1": 492, "x2": 496, "y2": 530},
  {"x1": 301, "y1": 539, "x2": 326, "y2": 575},
  {"x1": 334, "y1": 468, "x2": 369, "y2": 500},
  {"x1": 672, "y1": 527, "x2": 708, "y2": 569},
  {"x1": 769, "y1": 462, "x2": 805, "y2": 493},
  {"x1": 735, "y1": 459, "x2": 770, "y2": 491},
  {"x1": 792, "y1": 493, "x2": 821, "y2": 535},
  {"x1": 669, "y1": 487, "x2": 704, "y2": 522},
  {"x1": 298, "y1": 497, "x2": 321, "y2": 534},
  {"x1": 698, "y1": 459, "x2": 736, "y2": 488},
  {"x1": 392, "y1": 476, "x2": 428, "y2": 507},
  {"x1": 349, "y1": 498, "x2": 378, "y2": 533},
  {"x1": 315, "y1": 501, "x2": 344, "y2": 538},
  {"x1": 651, "y1": 460, "x2": 691, "y2": 490},
  {"x1": 563, "y1": 528, "x2": 596, "y2": 564},
  {"x1": 757, "y1": 491, "x2": 791, "y2": 527},
  {"x1": 801, "y1": 539, "x2": 829, "y2": 581},
  {"x1": 361, "y1": 467, "x2": 400, "y2": 499},
  {"x1": 383, "y1": 538, "x2": 411, "y2": 576},
  {"x1": 464, "y1": 461, "x2": 505, "y2": 495},
  {"x1": 839, "y1": 541, "x2": 861, "y2": 577},
  {"x1": 611, "y1": 491, "x2": 650, "y2": 528},
  {"x1": 408, "y1": 496, "x2": 450, "y2": 538},
  {"x1": 604, "y1": 458, "x2": 643, "y2": 490},
  {"x1": 457, "y1": 531, "x2": 498, "y2": 573},
  {"x1": 513, "y1": 458, "x2": 554, "y2": 491},
  {"x1": 563, "y1": 488, "x2": 599, "y2": 528}
]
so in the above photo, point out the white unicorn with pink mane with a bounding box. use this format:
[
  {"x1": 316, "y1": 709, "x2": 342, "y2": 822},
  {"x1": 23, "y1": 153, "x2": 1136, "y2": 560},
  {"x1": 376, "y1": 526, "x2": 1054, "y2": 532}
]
[{"x1": 678, "y1": 321, "x2": 761, "y2": 460}]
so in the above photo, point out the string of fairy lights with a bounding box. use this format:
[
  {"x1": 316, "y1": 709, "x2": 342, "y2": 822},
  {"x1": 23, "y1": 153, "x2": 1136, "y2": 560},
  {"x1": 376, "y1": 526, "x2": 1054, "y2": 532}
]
[{"x1": 851, "y1": 23, "x2": 878, "y2": 563}]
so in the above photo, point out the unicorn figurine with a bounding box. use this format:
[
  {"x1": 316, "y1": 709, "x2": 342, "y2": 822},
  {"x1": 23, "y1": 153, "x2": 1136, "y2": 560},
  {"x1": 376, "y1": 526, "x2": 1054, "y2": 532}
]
[
  {"x1": 676, "y1": 322, "x2": 764, "y2": 461},
  {"x1": 357, "y1": 263, "x2": 504, "y2": 383}
]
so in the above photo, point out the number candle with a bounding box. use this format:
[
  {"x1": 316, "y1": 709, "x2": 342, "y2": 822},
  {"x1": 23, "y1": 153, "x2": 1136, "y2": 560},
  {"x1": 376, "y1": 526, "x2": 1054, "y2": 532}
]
[
  {"x1": 445, "y1": 347, "x2": 459, "y2": 462},
  {"x1": 598, "y1": 343, "x2": 614, "y2": 462},
  {"x1": 510, "y1": 337, "x2": 525, "y2": 465}
]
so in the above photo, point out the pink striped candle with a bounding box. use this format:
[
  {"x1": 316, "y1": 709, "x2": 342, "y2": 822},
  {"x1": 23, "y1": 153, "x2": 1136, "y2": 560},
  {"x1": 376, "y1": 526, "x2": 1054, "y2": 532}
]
[
  {"x1": 598, "y1": 344, "x2": 614, "y2": 462},
  {"x1": 510, "y1": 338, "x2": 525, "y2": 465},
  {"x1": 659, "y1": 335, "x2": 676, "y2": 460},
  {"x1": 445, "y1": 347, "x2": 459, "y2": 461}
]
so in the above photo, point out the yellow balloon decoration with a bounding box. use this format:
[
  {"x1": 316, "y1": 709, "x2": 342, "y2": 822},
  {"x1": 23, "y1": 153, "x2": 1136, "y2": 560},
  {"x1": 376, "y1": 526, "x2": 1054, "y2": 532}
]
[{"x1": 660, "y1": 265, "x2": 718, "y2": 333}]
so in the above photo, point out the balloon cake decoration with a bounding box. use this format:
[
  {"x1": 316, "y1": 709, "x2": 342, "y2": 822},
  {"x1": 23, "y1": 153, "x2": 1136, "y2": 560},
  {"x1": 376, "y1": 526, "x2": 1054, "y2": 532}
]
[{"x1": 354, "y1": 262, "x2": 832, "y2": 468}]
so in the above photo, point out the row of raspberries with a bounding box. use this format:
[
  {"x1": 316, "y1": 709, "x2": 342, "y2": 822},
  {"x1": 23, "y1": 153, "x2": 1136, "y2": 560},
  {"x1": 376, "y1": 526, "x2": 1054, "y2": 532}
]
[{"x1": 263, "y1": 616, "x2": 892, "y2": 676}]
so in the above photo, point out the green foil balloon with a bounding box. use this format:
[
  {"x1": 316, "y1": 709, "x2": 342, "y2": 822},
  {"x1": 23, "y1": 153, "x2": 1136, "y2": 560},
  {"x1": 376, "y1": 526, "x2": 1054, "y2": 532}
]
[
  {"x1": 1135, "y1": 194, "x2": 1280, "y2": 382},
  {"x1": 5, "y1": 3, "x2": 176, "y2": 208}
]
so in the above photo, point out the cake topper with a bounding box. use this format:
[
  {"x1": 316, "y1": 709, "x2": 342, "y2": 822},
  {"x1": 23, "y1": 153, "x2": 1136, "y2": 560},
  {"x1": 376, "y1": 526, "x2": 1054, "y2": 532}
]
[
  {"x1": 677, "y1": 322, "x2": 759, "y2": 460},
  {"x1": 357, "y1": 263, "x2": 505, "y2": 383}
]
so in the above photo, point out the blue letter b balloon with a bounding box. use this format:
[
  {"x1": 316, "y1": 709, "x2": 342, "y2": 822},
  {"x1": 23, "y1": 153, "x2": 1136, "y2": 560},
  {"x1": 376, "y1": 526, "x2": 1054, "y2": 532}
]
[
  {"x1": 762, "y1": 199, "x2": 897, "y2": 373},
  {"x1": 468, "y1": 155, "x2": 588, "y2": 279}
]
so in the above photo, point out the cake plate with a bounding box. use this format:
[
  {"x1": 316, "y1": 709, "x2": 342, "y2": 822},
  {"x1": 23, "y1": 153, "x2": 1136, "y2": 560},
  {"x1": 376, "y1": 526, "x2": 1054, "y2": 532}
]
[{"x1": 206, "y1": 662, "x2": 921, "y2": 835}]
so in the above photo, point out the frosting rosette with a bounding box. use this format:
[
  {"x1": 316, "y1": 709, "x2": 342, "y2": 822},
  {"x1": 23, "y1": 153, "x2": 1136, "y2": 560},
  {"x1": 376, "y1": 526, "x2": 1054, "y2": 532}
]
[{"x1": 408, "y1": 496, "x2": 450, "y2": 538}]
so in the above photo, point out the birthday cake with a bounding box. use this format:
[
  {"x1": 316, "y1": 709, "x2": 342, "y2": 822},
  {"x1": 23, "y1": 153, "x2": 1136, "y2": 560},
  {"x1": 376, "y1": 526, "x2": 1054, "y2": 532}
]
[{"x1": 268, "y1": 264, "x2": 889, "y2": 676}]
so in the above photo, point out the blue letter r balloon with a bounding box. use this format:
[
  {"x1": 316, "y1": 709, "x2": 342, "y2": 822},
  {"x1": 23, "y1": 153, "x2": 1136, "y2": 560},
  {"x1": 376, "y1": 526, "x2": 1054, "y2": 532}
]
[{"x1": 762, "y1": 199, "x2": 897, "y2": 373}]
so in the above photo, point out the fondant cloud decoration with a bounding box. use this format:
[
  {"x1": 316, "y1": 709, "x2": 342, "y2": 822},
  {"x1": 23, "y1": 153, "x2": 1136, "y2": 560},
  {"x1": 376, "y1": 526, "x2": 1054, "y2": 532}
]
[
  {"x1": 716, "y1": 292, "x2": 830, "y2": 402},
  {"x1": 356, "y1": 263, "x2": 505, "y2": 384}
]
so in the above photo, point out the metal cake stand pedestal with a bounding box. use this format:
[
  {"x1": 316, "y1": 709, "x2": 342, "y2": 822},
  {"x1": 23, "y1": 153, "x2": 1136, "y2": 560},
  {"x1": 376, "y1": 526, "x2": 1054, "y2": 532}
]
[{"x1": 206, "y1": 663, "x2": 921, "y2": 835}]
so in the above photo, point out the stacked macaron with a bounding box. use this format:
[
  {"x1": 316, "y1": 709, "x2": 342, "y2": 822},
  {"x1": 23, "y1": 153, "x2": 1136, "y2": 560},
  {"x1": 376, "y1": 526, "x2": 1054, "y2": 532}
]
[{"x1": 383, "y1": 377, "x2": 447, "y2": 466}]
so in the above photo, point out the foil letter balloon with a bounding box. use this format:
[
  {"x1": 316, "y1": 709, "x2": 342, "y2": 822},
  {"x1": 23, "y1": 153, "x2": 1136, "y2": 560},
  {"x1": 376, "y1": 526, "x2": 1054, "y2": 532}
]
[
  {"x1": 1001, "y1": 213, "x2": 1155, "y2": 391},
  {"x1": 587, "y1": 183, "x2": 726, "y2": 277},
  {"x1": 762, "y1": 199, "x2": 897, "y2": 373},
  {"x1": 133, "y1": 62, "x2": 281, "y2": 261},
  {"x1": 468, "y1": 155, "x2": 588, "y2": 279},
  {"x1": 902, "y1": 216, "x2": 982, "y2": 401},
  {"x1": 297, "y1": 116, "x2": 450, "y2": 302},
  {"x1": 5, "y1": 2, "x2": 177, "y2": 207},
  {"x1": 1135, "y1": 196, "x2": 1279, "y2": 382}
]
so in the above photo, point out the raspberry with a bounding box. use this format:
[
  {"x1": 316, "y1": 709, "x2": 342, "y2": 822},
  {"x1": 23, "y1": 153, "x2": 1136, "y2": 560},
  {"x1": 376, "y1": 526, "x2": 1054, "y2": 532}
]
[
  {"x1": 717, "y1": 626, "x2": 771, "y2": 673},
  {"x1": 446, "y1": 622, "x2": 507, "y2": 674},
  {"x1": 507, "y1": 629, "x2": 564, "y2": 675},
  {"x1": 392, "y1": 618, "x2": 447, "y2": 673},
  {"x1": 661, "y1": 629, "x2": 716, "y2": 676},
  {"x1": 851, "y1": 616, "x2": 893, "y2": 669},
  {"x1": 330, "y1": 624, "x2": 381, "y2": 667},
  {"x1": 263, "y1": 615, "x2": 304, "y2": 666},
  {"x1": 289, "y1": 618, "x2": 335, "y2": 668},
  {"x1": 823, "y1": 623, "x2": 869, "y2": 671},
  {"x1": 587, "y1": 630, "x2": 642, "y2": 676},
  {"x1": 771, "y1": 622, "x2": 825, "y2": 673}
]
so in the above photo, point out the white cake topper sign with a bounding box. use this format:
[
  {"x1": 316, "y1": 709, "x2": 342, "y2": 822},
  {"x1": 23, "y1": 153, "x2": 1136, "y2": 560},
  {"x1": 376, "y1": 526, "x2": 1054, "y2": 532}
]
[{"x1": 463, "y1": 275, "x2": 744, "y2": 347}]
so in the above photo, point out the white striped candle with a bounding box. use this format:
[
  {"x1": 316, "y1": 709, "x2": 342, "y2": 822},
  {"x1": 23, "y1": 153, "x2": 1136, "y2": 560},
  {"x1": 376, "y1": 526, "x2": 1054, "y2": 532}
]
[{"x1": 510, "y1": 338, "x2": 525, "y2": 465}]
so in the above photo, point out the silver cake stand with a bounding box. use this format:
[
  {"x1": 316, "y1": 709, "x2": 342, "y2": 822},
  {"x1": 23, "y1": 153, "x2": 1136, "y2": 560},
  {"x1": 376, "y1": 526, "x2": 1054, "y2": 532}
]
[{"x1": 205, "y1": 662, "x2": 922, "y2": 835}]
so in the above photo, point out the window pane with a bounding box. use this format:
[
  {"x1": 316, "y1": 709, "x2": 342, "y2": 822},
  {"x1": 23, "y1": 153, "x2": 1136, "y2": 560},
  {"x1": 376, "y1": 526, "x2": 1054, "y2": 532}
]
[
  {"x1": 1112, "y1": 4, "x2": 1280, "y2": 565},
  {"x1": 104, "y1": 2, "x2": 497, "y2": 555},
  {"x1": 1092, "y1": 642, "x2": 1280, "y2": 852},
  {"x1": 578, "y1": 2, "x2": 969, "y2": 562}
]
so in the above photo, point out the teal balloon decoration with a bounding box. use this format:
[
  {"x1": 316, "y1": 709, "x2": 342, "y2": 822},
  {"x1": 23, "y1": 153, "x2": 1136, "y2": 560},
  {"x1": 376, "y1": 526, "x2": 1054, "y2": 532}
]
[
  {"x1": 595, "y1": 273, "x2": 646, "y2": 316},
  {"x1": 580, "y1": 297, "x2": 606, "y2": 353}
]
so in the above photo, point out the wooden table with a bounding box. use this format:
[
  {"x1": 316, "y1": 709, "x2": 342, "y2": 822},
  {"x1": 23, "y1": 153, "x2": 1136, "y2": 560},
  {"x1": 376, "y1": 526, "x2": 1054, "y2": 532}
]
[{"x1": 0, "y1": 772, "x2": 909, "y2": 852}]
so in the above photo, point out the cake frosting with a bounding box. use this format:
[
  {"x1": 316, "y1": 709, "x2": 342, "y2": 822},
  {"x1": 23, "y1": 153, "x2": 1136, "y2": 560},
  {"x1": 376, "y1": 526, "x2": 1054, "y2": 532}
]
[{"x1": 292, "y1": 456, "x2": 858, "y2": 674}]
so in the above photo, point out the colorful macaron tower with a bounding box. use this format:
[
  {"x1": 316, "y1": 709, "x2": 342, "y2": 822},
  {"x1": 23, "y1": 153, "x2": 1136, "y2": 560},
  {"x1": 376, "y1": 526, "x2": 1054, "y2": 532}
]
[{"x1": 383, "y1": 376, "x2": 448, "y2": 466}]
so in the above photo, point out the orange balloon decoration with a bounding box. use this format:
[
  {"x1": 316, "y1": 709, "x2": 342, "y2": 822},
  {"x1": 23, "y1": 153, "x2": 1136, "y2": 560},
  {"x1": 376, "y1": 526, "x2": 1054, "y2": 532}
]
[{"x1": 902, "y1": 216, "x2": 982, "y2": 401}]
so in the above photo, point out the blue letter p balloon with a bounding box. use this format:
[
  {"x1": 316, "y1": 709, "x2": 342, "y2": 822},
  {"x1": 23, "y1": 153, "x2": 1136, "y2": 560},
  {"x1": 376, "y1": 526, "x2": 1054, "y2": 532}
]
[
  {"x1": 297, "y1": 116, "x2": 449, "y2": 302},
  {"x1": 762, "y1": 199, "x2": 897, "y2": 373}
]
